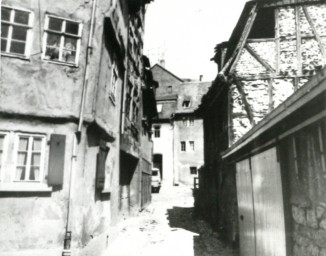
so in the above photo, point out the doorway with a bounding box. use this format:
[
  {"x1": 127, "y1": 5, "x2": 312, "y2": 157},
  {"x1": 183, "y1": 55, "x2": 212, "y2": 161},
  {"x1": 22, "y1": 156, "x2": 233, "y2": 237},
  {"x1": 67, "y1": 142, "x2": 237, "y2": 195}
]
[{"x1": 153, "y1": 154, "x2": 163, "y2": 178}]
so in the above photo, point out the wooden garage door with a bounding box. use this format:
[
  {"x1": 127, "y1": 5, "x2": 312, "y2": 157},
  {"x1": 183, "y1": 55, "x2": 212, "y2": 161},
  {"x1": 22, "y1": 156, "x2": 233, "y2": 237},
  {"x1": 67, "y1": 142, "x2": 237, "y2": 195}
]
[
  {"x1": 251, "y1": 147, "x2": 286, "y2": 256},
  {"x1": 236, "y1": 159, "x2": 256, "y2": 256}
]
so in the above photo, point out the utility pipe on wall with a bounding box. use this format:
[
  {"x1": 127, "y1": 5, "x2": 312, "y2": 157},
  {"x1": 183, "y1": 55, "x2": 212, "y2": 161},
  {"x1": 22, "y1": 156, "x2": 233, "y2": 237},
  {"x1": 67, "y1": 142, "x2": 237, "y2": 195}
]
[{"x1": 63, "y1": 0, "x2": 97, "y2": 255}]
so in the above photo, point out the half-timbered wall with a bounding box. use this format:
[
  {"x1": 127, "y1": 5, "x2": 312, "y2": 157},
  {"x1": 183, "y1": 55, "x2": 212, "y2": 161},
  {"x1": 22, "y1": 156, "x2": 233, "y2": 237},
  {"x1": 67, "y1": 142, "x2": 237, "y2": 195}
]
[{"x1": 230, "y1": 3, "x2": 326, "y2": 143}]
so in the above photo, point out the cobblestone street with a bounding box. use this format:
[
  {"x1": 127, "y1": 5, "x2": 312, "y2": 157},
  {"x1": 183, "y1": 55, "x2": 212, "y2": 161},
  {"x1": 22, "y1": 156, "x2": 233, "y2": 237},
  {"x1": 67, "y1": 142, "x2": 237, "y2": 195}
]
[{"x1": 105, "y1": 185, "x2": 239, "y2": 256}]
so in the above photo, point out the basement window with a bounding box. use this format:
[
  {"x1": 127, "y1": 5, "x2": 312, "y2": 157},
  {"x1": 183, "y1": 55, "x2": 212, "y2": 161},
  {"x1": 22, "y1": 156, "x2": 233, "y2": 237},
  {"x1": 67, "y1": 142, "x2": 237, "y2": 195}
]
[
  {"x1": 42, "y1": 15, "x2": 83, "y2": 66},
  {"x1": 248, "y1": 8, "x2": 275, "y2": 39},
  {"x1": 190, "y1": 167, "x2": 197, "y2": 175},
  {"x1": 1, "y1": 6, "x2": 34, "y2": 58}
]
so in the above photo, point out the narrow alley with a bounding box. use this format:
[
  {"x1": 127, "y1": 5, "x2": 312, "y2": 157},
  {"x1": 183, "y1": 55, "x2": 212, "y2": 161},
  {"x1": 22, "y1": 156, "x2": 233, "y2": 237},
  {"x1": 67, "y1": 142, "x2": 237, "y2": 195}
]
[{"x1": 106, "y1": 185, "x2": 239, "y2": 256}]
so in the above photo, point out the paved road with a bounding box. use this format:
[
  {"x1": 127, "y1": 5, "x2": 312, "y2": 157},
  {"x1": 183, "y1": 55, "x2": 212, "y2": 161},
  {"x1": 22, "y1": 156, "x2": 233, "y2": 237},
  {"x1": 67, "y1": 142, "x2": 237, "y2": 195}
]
[{"x1": 106, "y1": 185, "x2": 239, "y2": 256}]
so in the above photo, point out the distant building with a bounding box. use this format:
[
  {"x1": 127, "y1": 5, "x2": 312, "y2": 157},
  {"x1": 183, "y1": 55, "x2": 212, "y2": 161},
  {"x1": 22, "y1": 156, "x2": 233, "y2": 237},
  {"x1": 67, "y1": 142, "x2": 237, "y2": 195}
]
[
  {"x1": 196, "y1": 1, "x2": 326, "y2": 255},
  {"x1": 0, "y1": 0, "x2": 156, "y2": 255},
  {"x1": 151, "y1": 64, "x2": 210, "y2": 186}
]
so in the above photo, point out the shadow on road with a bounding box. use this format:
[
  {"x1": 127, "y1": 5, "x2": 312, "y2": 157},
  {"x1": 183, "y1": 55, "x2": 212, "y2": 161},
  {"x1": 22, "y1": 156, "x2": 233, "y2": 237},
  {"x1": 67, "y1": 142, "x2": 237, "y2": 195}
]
[{"x1": 167, "y1": 206, "x2": 239, "y2": 256}]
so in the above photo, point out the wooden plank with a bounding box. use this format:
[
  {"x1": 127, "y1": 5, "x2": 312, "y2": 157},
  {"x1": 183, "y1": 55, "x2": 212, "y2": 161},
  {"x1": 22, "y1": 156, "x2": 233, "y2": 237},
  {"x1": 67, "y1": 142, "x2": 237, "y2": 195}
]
[
  {"x1": 275, "y1": 8, "x2": 280, "y2": 74},
  {"x1": 229, "y1": 5, "x2": 258, "y2": 73},
  {"x1": 268, "y1": 79, "x2": 274, "y2": 112},
  {"x1": 235, "y1": 80, "x2": 256, "y2": 126},
  {"x1": 295, "y1": 6, "x2": 302, "y2": 75},
  {"x1": 245, "y1": 44, "x2": 276, "y2": 73},
  {"x1": 220, "y1": 4, "x2": 258, "y2": 74},
  {"x1": 292, "y1": 137, "x2": 300, "y2": 180},
  {"x1": 302, "y1": 6, "x2": 326, "y2": 61},
  {"x1": 318, "y1": 124, "x2": 326, "y2": 177}
]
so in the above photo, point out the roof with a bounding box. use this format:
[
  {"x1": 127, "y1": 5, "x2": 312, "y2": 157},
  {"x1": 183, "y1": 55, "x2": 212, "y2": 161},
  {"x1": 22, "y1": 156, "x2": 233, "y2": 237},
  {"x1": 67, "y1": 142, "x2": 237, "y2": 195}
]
[
  {"x1": 151, "y1": 64, "x2": 184, "y2": 83},
  {"x1": 174, "y1": 82, "x2": 211, "y2": 114}
]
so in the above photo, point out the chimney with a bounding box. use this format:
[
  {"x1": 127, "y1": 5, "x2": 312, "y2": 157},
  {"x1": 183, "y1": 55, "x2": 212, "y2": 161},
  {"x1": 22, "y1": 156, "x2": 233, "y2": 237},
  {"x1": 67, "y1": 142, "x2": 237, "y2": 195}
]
[
  {"x1": 159, "y1": 59, "x2": 165, "y2": 67},
  {"x1": 199, "y1": 75, "x2": 203, "y2": 81}
]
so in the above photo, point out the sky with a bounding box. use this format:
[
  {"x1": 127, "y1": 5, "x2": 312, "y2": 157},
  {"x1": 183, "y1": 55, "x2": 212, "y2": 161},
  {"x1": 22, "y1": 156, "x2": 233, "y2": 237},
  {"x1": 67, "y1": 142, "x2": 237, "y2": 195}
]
[{"x1": 143, "y1": 0, "x2": 247, "y2": 81}]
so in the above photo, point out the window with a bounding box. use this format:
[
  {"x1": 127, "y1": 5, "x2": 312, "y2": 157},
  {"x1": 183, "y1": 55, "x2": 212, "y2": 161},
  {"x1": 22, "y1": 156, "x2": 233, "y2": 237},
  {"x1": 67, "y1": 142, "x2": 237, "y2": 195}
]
[
  {"x1": 0, "y1": 133, "x2": 8, "y2": 173},
  {"x1": 189, "y1": 118, "x2": 194, "y2": 126},
  {"x1": 189, "y1": 141, "x2": 195, "y2": 151},
  {"x1": 190, "y1": 167, "x2": 197, "y2": 175},
  {"x1": 154, "y1": 126, "x2": 160, "y2": 138},
  {"x1": 109, "y1": 65, "x2": 118, "y2": 102},
  {"x1": 1, "y1": 6, "x2": 33, "y2": 57},
  {"x1": 182, "y1": 100, "x2": 190, "y2": 108},
  {"x1": 42, "y1": 15, "x2": 82, "y2": 65},
  {"x1": 248, "y1": 8, "x2": 275, "y2": 39},
  {"x1": 167, "y1": 86, "x2": 172, "y2": 93},
  {"x1": 157, "y1": 104, "x2": 163, "y2": 113},
  {"x1": 183, "y1": 118, "x2": 187, "y2": 126},
  {"x1": 181, "y1": 141, "x2": 186, "y2": 151},
  {"x1": 14, "y1": 134, "x2": 46, "y2": 182}
]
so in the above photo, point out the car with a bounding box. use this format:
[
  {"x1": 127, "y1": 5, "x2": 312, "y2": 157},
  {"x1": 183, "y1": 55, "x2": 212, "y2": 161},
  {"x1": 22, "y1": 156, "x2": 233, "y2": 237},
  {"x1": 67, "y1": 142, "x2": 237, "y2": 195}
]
[{"x1": 151, "y1": 168, "x2": 162, "y2": 193}]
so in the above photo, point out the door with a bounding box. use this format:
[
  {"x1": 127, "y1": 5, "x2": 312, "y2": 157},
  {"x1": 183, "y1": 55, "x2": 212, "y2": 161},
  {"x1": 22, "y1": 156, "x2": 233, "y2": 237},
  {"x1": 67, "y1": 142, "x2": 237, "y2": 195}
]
[
  {"x1": 251, "y1": 147, "x2": 286, "y2": 256},
  {"x1": 236, "y1": 159, "x2": 256, "y2": 256}
]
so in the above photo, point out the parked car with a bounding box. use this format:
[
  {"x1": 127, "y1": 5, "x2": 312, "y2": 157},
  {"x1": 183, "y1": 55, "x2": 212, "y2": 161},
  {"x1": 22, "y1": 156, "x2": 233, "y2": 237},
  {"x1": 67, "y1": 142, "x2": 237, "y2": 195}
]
[{"x1": 151, "y1": 168, "x2": 161, "y2": 193}]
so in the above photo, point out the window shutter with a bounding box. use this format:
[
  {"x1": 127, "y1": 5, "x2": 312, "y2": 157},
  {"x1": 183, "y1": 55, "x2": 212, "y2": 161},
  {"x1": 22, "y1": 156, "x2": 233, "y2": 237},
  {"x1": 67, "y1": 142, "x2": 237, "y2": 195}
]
[
  {"x1": 96, "y1": 144, "x2": 109, "y2": 190},
  {"x1": 48, "y1": 134, "x2": 66, "y2": 186}
]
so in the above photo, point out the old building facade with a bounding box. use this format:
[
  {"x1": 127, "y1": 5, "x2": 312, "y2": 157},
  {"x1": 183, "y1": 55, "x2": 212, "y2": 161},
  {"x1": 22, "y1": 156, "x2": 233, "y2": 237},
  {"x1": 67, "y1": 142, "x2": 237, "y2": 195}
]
[
  {"x1": 0, "y1": 0, "x2": 156, "y2": 255},
  {"x1": 196, "y1": 0, "x2": 326, "y2": 255},
  {"x1": 151, "y1": 64, "x2": 209, "y2": 186}
]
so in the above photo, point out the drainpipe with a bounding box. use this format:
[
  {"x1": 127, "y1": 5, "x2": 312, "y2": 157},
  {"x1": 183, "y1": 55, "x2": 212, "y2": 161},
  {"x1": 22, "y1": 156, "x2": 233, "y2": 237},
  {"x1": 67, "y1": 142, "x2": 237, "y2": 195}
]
[{"x1": 63, "y1": 1, "x2": 97, "y2": 255}]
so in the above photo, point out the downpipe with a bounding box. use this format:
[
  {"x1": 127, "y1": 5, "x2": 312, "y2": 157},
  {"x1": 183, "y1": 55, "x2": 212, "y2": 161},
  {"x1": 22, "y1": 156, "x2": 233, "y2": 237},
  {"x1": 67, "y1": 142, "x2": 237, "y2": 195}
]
[{"x1": 62, "y1": 0, "x2": 97, "y2": 255}]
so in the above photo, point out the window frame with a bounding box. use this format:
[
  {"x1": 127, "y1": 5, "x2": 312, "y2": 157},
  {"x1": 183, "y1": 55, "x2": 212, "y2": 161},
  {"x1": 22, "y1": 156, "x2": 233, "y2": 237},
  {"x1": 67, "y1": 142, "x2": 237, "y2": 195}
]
[
  {"x1": 42, "y1": 14, "x2": 83, "y2": 66},
  {"x1": 181, "y1": 141, "x2": 186, "y2": 152},
  {"x1": 190, "y1": 166, "x2": 197, "y2": 175},
  {"x1": 189, "y1": 141, "x2": 195, "y2": 151},
  {"x1": 1, "y1": 5, "x2": 34, "y2": 59},
  {"x1": 182, "y1": 100, "x2": 191, "y2": 108},
  {"x1": 12, "y1": 133, "x2": 47, "y2": 183},
  {"x1": 154, "y1": 126, "x2": 160, "y2": 138},
  {"x1": 0, "y1": 132, "x2": 9, "y2": 181},
  {"x1": 109, "y1": 64, "x2": 118, "y2": 103}
]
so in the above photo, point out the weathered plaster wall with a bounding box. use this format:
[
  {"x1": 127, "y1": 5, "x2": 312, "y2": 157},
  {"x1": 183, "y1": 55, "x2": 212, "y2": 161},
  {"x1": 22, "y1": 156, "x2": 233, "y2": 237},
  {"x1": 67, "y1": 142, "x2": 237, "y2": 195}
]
[
  {"x1": 0, "y1": 119, "x2": 75, "y2": 255},
  {"x1": 173, "y1": 119, "x2": 204, "y2": 186},
  {"x1": 152, "y1": 123, "x2": 174, "y2": 186}
]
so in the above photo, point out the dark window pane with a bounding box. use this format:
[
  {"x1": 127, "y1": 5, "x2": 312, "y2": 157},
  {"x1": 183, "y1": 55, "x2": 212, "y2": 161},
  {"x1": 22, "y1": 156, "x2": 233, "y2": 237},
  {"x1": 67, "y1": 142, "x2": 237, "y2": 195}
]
[
  {"x1": 12, "y1": 26, "x2": 28, "y2": 41},
  {"x1": 62, "y1": 50, "x2": 76, "y2": 63},
  {"x1": 47, "y1": 33, "x2": 60, "y2": 47},
  {"x1": 48, "y1": 17, "x2": 62, "y2": 31},
  {"x1": 64, "y1": 37, "x2": 77, "y2": 50},
  {"x1": 29, "y1": 167, "x2": 40, "y2": 181},
  {"x1": 16, "y1": 167, "x2": 26, "y2": 180},
  {"x1": 14, "y1": 10, "x2": 29, "y2": 25},
  {"x1": 10, "y1": 41, "x2": 25, "y2": 54},
  {"x1": 1, "y1": 24, "x2": 9, "y2": 38},
  {"x1": 0, "y1": 39, "x2": 5, "y2": 50},
  {"x1": 65, "y1": 21, "x2": 79, "y2": 35},
  {"x1": 1, "y1": 8, "x2": 11, "y2": 21},
  {"x1": 45, "y1": 47, "x2": 59, "y2": 60}
]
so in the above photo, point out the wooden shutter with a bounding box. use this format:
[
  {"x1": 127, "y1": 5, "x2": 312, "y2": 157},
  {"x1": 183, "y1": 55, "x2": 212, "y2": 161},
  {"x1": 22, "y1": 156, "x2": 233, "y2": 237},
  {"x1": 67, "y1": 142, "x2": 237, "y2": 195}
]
[
  {"x1": 96, "y1": 144, "x2": 109, "y2": 190},
  {"x1": 48, "y1": 134, "x2": 66, "y2": 186}
]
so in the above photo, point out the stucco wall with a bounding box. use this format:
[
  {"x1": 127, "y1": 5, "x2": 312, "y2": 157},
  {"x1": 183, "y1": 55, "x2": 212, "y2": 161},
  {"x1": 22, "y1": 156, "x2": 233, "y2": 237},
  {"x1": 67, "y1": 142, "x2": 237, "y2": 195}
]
[
  {"x1": 152, "y1": 123, "x2": 174, "y2": 186},
  {"x1": 173, "y1": 119, "x2": 204, "y2": 186}
]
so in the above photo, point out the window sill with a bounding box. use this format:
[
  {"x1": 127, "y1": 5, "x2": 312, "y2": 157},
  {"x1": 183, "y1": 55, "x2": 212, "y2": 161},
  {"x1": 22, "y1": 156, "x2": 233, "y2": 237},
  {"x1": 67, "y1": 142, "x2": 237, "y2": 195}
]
[
  {"x1": 42, "y1": 59, "x2": 79, "y2": 68},
  {"x1": 0, "y1": 182, "x2": 53, "y2": 192},
  {"x1": 1, "y1": 52, "x2": 30, "y2": 61}
]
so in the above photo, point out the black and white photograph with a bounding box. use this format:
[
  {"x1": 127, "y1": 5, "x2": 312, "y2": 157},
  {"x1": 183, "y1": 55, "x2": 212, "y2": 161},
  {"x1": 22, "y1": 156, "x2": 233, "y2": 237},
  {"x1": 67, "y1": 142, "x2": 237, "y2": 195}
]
[{"x1": 1, "y1": 0, "x2": 326, "y2": 255}]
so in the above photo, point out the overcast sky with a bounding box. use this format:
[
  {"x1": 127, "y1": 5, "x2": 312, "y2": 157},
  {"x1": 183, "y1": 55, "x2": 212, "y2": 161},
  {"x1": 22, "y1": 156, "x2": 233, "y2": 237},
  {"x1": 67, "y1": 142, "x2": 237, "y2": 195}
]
[{"x1": 144, "y1": 0, "x2": 247, "y2": 81}]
